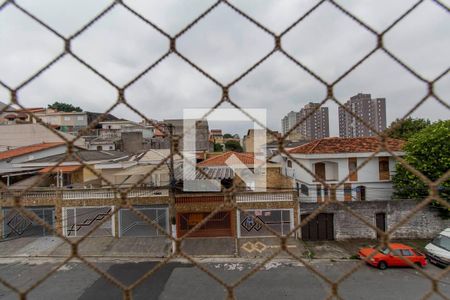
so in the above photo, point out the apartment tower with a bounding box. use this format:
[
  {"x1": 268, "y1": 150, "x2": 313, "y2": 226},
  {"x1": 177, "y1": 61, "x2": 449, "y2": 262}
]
[
  {"x1": 338, "y1": 93, "x2": 387, "y2": 137},
  {"x1": 298, "y1": 102, "x2": 329, "y2": 140}
]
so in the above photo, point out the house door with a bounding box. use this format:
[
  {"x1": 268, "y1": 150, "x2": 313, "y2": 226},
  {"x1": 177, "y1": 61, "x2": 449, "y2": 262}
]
[
  {"x1": 375, "y1": 213, "x2": 386, "y2": 238},
  {"x1": 301, "y1": 213, "x2": 334, "y2": 241}
]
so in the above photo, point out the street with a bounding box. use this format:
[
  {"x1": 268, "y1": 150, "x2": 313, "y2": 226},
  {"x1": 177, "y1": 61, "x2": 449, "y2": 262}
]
[{"x1": 0, "y1": 259, "x2": 448, "y2": 300}]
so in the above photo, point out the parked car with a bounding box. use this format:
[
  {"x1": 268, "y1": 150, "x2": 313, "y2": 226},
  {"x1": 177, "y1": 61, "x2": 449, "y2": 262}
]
[
  {"x1": 425, "y1": 228, "x2": 450, "y2": 267},
  {"x1": 358, "y1": 243, "x2": 427, "y2": 270}
]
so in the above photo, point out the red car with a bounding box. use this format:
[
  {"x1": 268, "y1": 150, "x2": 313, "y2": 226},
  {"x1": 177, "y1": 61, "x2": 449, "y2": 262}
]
[{"x1": 358, "y1": 243, "x2": 427, "y2": 270}]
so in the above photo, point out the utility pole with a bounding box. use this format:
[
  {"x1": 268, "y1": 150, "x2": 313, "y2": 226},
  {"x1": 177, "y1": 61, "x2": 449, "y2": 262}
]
[{"x1": 168, "y1": 124, "x2": 177, "y2": 254}]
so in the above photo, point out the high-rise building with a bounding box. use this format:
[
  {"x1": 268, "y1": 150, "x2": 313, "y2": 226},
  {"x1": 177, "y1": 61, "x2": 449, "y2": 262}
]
[
  {"x1": 338, "y1": 93, "x2": 387, "y2": 137},
  {"x1": 281, "y1": 111, "x2": 300, "y2": 135},
  {"x1": 298, "y1": 102, "x2": 329, "y2": 140}
]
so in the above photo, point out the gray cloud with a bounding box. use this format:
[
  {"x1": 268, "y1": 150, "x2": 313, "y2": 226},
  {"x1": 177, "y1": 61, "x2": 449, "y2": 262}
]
[{"x1": 0, "y1": 0, "x2": 448, "y2": 137}]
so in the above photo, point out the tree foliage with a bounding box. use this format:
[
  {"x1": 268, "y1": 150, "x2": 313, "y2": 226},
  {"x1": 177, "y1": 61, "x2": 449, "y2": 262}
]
[
  {"x1": 386, "y1": 117, "x2": 430, "y2": 140},
  {"x1": 224, "y1": 140, "x2": 243, "y2": 152},
  {"x1": 48, "y1": 101, "x2": 82, "y2": 112},
  {"x1": 223, "y1": 133, "x2": 233, "y2": 138},
  {"x1": 392, "y1": 120, "x2": 450, "y2": 218},
  {"x1": 213, "y1": 143, "x2": 223, "y2": 152}
]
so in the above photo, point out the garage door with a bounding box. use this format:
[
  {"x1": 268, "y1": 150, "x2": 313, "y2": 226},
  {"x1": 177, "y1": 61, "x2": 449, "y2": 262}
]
[
  {"x1": 239, "y1": 209, "x2": 292, "y2": 237},
  {"x1": 301, "y1": 213, "x2": 334, "y2": 241},
  {"x1": 119, "y1": 207, "x2": 168, "y2": 237},
  {"x1": 2, "y1": 207, "x2": 54, "y2": 238},
  {"x1": 64, "y1": 206, "x2": 113, "y2": 237},
  {"x1": 177, "y1": 211, "x2": 232, "y2": 237}
]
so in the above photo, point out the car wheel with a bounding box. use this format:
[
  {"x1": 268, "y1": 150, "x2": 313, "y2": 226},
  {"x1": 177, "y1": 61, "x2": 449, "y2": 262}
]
[
  {"x1": 415, "y1": 262, "x2": 423, "y2": 268},
  {"x1": 378, "y1": 261, "x2": 388, "y2": 270}
]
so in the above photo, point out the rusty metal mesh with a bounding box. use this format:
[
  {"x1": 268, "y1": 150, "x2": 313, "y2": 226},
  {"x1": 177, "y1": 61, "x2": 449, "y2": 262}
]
[{"x1": 0, "y1": 0, "x2": 449, "y2": 299}]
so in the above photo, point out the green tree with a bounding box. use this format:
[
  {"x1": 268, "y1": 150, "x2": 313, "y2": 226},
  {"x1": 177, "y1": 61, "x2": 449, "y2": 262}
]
[
  {"x1": 223, "y1": 133, "x2": 233, "y2": 139},
  {"x1": 213, "y1": 143, "x2": 223, "y2": 152},
  {"x1": 392, "y1": 120, "x2": 450, "y2": 218},
  {"x1": 224, "y1": 140, "x2": 243, "y2": 152},
  {"x1": 48, "y1": 101, "x2": 82, "y2": 112},
  {"x1": 386, "y1": 117, "x2": 430, "y2": 140}
]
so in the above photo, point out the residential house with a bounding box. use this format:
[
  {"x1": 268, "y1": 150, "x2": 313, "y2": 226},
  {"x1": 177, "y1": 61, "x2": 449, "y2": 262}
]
[
  {"x1": 210, "y1": 129, "x2": 224, "y2": 145},
  {"x1": 0, "y1": 142, "x2": 68, "y2": 186},
  {"x1": 173, "y1": 151, "x2": 297, "y2": 238},
  {"x1": 95, "y1": 149, "x2": 181, "y2": 188},
  {"x1": 0, "y1": 107, "x2": 46, "y2": 125},
  {"x1": 33, "y1": 109, "x2": 117, "y2": 135},
  {"x1": 9, "y1": 149, "x2": 129, "y2": 188},
  {"x1": 0, "y1": 148, "x2": 171, "y2": 240},
  {"x1": 282, "y1": 137, "x2": 405, "y2": 202}
]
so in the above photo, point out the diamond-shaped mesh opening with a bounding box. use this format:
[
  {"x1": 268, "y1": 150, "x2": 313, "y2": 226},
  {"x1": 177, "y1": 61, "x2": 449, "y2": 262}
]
[{"x1": 0, "y1": 0, "x2": 449, "y2": 298}]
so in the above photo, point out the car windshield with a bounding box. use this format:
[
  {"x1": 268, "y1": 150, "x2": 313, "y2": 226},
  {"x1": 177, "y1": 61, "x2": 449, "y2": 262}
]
[{"x1": 431, "y1": 234, "x2": 450, "y2": 252}]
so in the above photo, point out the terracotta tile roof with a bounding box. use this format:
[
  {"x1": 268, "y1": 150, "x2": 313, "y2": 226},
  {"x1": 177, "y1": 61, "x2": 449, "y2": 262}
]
[
  {"x1": 288, "y1": 137, "x2": 405, "y2": 154},
  {"x1": 0, "y1": 142, "x2": 65, "y2": 161},
  {"x1": 198, "y1": 151, "x2": 263, "y2": 166}
]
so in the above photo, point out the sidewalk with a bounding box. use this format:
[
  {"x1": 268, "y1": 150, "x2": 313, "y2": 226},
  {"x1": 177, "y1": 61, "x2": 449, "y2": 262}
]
[
  {"x1": 0, "y1": 236, "x2": 171, "y2": 258},
  {"x1": 0, "y1": 236, "x2": 431, "y2": 260}
]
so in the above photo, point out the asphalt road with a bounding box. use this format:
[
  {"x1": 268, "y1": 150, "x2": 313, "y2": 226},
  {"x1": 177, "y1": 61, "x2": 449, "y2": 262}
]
[{"x1": 0, "y1": 260, "x2": 448, "y2": 300}]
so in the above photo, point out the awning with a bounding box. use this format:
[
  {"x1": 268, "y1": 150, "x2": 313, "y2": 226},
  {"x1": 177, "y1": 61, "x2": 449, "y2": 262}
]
[
  {"x1": 38, "y1": 165, "x2": 81, "y2": 174},
  {"x1": 0, "y1": 167, "x2": 42, "y2": 176}
]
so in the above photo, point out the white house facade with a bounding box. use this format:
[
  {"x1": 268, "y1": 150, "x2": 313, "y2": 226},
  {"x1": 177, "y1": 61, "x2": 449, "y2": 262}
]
[{"x1": 281, "y1": 137, "x2": 405, "y2": 202}]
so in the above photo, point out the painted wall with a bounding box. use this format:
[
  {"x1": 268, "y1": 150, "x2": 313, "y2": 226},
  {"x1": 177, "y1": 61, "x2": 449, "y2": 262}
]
[
  {"x1": 284, "y1": 153, "x2": 399, "y2": 202},
  {"x1": 300, "y1": 200, "x2": 450, "y2": 240}
]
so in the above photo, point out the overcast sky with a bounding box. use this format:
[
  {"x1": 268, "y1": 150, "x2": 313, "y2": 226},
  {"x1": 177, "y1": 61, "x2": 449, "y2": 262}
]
[{"x1": 0, "y1": 0, "x2": 448, "y2": 136}]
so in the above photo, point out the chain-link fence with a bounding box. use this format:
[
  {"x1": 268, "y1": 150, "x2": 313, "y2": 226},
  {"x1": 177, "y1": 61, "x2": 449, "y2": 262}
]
[{"x1": 0, "y1": 0, "x2": 449, "y2": 299}]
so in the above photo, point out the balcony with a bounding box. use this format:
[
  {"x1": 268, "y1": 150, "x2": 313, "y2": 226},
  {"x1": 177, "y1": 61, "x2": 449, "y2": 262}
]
[{"x1": 313, "y1": 161, "x2": 339, "y2": 182}]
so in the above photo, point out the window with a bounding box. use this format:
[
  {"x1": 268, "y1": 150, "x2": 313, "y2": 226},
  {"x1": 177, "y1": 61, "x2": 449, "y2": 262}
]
[
  {"x1": 316, "y1": 185, "x2": 322, "y2": 202},
  {"x1": 287, "y1": 160, "x2": 292, "y2": 168},
  {"x1": 401, "y1": 249, "x2": 414, "y2": 256},
  {"x1": 64, "y1": 116, "x2": 71, "y2": 121},
  {"x1": 379, "y1": 248, "x2": 390, "y2": 255},
  {"x1": 323, "y1": 186, "x2": 329, "y2": 200},
  {"x1": 356, "y1": 185, "x2": 366, "y2": 201},
  {"x1": 378, "y1": 157, "x2": 390, "y2": 180},
  {"x1": 77, "y1": 116, "x2": 84, "y2": 121},
  {"x1": 431, "y1": 234, "x2": 450, "y2": 251},
  {"x1": 330, "y1": 184, "x2": 336, "y2": 201},
  {"x1": 301, "y1": 184, "x2": 309, "y2": 196},
  {"x1": 348, "y1": 158, "x2": 358, "y2": 181}
]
